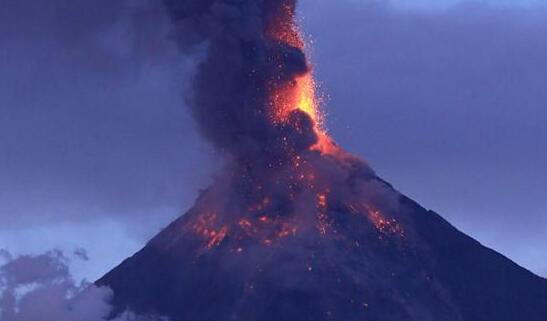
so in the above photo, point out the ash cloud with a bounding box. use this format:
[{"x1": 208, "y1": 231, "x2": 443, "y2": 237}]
[
  {"x1": 0, "y1": 250, "x2": 167, "y2": 321},
  {"x1": 162, "y1": 0, "x2": 316, "y2": 160}
]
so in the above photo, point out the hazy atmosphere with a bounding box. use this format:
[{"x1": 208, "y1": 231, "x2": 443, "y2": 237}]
[{"x1": 1, "y1": 0, "x2": 546, "y2": 284}]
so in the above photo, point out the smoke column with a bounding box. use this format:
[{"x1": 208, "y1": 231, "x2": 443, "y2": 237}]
[
  {"x1": 156, "y1": 0, "x2": 399, "y2": 252},
  {"x1": 163, "y1": 0, "x2": 331, "y2": 160},
  {"x1": 97, "y1": 3, "x2": 547, "y2": 320}
]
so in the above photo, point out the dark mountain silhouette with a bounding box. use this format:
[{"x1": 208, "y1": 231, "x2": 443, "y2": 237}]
[{"x1": 98, "y1": 175, "x2": 547, "y2": 321}]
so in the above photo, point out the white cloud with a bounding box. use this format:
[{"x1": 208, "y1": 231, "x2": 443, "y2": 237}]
[{"x1": 0, "y1": 250, "x2": 167, "y2": 321}]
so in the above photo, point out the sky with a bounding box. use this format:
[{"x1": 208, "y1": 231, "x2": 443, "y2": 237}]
[
  {"x1": 0, "y1": 0, "x2": 546, "y2": 281},
  {"x1": 390, "y1": 0, "x2": 543, "y2": 8}
]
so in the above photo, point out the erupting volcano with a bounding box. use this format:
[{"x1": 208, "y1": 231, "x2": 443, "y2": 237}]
[{"x1": 98, "y1": 1, "x2": 547, "y2": 320}]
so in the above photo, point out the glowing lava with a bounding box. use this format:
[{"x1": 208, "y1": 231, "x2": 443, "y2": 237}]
[
  {"x1": 185, "y1": 2, "x2": 373, "y2": 252},
  {"x1": 267, "y1": 7, "x2": 337, "y2": 155}
]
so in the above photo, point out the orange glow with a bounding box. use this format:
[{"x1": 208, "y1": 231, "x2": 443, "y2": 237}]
[
  {"x1": 276, "y1": 223, "x2": 297, "y2": 238},
  {"x1": 192, "y1": 212, "x2": 230, "y2": 249},
  {"x1": 311, "y1": 132, "x2": 339, "y2": 155},
  {"x1": 316, "y1": 193, "x2": 331, "y2": 235},
  {"x1": 254, "y1": 217, "x2": 297, "y2": 243},
  {"x1": 238, "y1": 218, "x2": 256, "y2": 236},
  {"x1": 270, "y1": 73, "x2": 322, "y2": 126},
  {"x1": 267, "y1": 4, "x2": 304, "y2": 49},
  {"x1": 346, "y1": 203, "x2": 405, "y2": 238},
  {"x1": 267, "y1": 9, "x2": 337, "y2": 155},
  {"x1": 366, "y1": 206, "x2": 405, "y2": 237},
  {"x1": 317, "y1": 194, "x2": 327, "y2": 208},
  {"x1": 295, "y1": 74, "x2": 320, "y2": 123},
  {"x1": 193, "y1": 212, "x2": 218, "y2": 238},
  {"x1": 207, "y1": 226, "x2": 228, "y2": 248}
]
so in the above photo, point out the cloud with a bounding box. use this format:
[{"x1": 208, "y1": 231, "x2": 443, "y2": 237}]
[
  {"x1": 0, "y1": 250, "x2": 167, "y2": 321},
  {"x1": 0, "y1": 0, "x2": 216, "y2": 230}
]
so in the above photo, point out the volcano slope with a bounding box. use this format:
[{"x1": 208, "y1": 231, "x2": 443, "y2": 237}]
[
  {"x1": 98, "y1": 0, "x2": 547, "y2": 320},
  {"x1": 98, "y1": 156, "x2": 547, "y2": 321}
]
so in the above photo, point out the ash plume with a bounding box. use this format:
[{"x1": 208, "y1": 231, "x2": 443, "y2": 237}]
[
  {"x1": 155, "y1": 0, "x2": 388, "y2": 243},
  {"x1": 163, "y1": 0, "x2": 316, "y2": 161}
]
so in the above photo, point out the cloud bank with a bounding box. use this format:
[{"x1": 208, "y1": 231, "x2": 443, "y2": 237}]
[{"x1": 0, "y1": 250, "x2": 167, "y2": 321}]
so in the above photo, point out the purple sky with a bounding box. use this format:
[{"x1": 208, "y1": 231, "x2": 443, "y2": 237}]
[{"x1": 0, "y1": 0, "x2": 546, "y2": 280}]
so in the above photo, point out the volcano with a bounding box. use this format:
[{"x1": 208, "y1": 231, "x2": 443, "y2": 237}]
[
  {"x1": 98, "y1": 0, "x2": 547, "y2": 320},
  {"x1": 98, "y1": 176, "x2": 547, "y2": 321}
]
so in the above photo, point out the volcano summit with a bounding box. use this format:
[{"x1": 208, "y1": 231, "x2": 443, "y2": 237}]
[{"x1": 98, "y1": 0, "x2": 547, "y2": 320}]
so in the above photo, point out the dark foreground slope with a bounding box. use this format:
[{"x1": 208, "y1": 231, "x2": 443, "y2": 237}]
[{"x1": 98, "y1": 178, "x2": 547, "y2": 321}]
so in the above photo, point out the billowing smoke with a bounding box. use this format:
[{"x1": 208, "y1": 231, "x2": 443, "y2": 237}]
[
  {"x1": 143, "y1": 0, "x2": 405, "y2": 246},
  {"x1": 147, "y1": 0, "x2": 404, "y2": 255},
  {"x1": 0, "y1": 250, "x2": 167, "y2": 321},
  {"x1": 98, "y1": 2, "x2": 427, "y2": 320},
  {"x1": 163, "y1": 0, "x2": 317, "y2": 161}
]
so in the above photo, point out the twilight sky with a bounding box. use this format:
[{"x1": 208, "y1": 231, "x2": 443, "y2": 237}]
[{"x1": 0, "y1": 0, "x2": 546, "y2": 281}]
